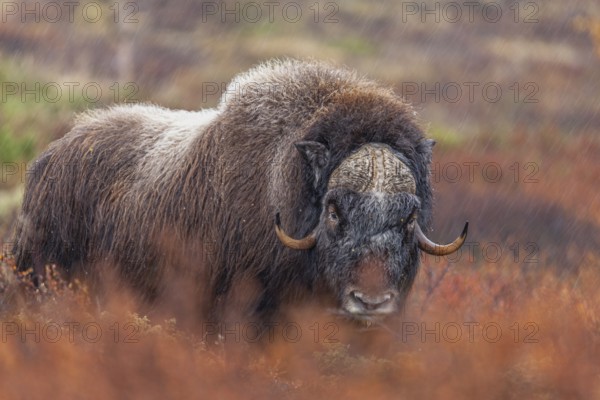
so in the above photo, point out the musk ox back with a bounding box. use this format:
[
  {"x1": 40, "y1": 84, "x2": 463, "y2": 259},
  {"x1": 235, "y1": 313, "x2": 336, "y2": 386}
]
[{"x1": 13, "y1": 59, "x2": 467, "y2": 323}]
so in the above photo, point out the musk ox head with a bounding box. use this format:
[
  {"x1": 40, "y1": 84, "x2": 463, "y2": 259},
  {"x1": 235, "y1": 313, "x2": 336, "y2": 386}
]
[{"x1": 275, "y1": 142, "x2": 467, "y2": 321}]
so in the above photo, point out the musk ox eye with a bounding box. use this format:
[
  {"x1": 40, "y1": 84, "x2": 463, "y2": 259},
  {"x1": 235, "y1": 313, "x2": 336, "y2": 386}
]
[
  {"x1": 400, "y1": 212, "x2": 417, "y2": 230},
  {"x1": 327, "y1": 204, "x2": 339, "y2": 224},
  {"x1": 407, "y1": 211, "x2": 420, "y2": 230}
]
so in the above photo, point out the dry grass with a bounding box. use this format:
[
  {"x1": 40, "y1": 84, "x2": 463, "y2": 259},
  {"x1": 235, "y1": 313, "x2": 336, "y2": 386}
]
[{"x1": 1, "y1": 246, "x2": 599, "y2": 399}]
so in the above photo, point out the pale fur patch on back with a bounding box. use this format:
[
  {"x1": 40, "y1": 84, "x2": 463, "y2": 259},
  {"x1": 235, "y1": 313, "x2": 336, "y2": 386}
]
[{"x1": 136, "y1": 107, "x2": 219, "y2": 184}]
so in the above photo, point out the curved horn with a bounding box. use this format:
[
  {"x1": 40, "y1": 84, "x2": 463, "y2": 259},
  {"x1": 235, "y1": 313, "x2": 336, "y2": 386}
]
[
  {"x1": 415, "y1": 221, "x2": 468, "y2": 256},
  {"x1": 274, "y1": 213, "x2": 316, "y2": 250}
]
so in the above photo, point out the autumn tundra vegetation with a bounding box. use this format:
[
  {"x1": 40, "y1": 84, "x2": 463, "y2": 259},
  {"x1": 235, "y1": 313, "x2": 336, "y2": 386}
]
[{"x1": 0, "y1": 1, "x2": 599, "y2": 398}]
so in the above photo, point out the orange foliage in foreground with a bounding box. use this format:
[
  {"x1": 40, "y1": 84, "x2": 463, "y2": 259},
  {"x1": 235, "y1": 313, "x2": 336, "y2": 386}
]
[{"x1": 1, "y1": 252, "x2": 599, "y2": 399}]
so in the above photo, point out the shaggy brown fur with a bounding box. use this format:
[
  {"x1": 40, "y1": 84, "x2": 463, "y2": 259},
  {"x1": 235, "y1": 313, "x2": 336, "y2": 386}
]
[{"x1": 13, "y1": 59, "x2": 434, "y2": 322}]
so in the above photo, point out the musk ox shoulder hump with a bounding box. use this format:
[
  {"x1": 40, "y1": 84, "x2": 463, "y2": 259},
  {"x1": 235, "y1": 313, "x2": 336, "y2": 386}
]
[{"x1": 219, "y1": 58, "x2": 398, "y2": 118}]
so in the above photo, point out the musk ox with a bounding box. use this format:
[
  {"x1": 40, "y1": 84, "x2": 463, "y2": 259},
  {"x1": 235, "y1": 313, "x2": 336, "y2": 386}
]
[{"x1": 13, "y1": 59, "x2": 467, "y2": 323}]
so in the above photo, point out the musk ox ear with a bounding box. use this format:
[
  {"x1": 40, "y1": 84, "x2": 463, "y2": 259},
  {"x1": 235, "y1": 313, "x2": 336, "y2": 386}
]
[{"x1": 294, "y1": 141, "x2": 330, "y2": 189}]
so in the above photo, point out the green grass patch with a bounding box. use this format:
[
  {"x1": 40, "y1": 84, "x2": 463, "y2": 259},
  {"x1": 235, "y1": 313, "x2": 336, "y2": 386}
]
[
  {"x1": 427, "y1": 124, "x2": 466, "y2": 149},
  {"x1": 329, "y1": 36, "x2": 376, "y2": 56},
  {"x1": 0, "y1": 58, "x2": 89, "y2": 163},
  {"x1": 0, "y1": 126, "x2": 35, "y2": 164}
]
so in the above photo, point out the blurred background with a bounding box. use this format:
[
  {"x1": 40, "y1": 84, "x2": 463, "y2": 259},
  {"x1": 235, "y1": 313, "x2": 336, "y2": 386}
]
[
  {"x1": 0, "y1": 0, "x2": 599, "y2": 397},
  {"x1": 1, "y1": 0, "x2": 598, "y2": 269}
]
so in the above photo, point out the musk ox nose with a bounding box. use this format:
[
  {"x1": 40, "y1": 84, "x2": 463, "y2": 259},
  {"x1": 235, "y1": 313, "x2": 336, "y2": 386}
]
[
  {"x1": 351, "y1": 290, "x2": 394, "y2": 310},
  {"x1": 344, "y1": 289, "x2": 398, "y2": 315},
  {"x1": 342, "y1": 256, "x2": 399, "y2": 316}
]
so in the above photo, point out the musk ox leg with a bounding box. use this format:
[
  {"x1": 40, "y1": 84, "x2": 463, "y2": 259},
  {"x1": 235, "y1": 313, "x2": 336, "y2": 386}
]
[
  {"x1": 12, "y1": 222, "x2": 47, "y2": 286},
  {"x1": 204, "y1": 270, "x2": 234, "y2": 326},
  {"x1": 254, "y1": 291, "x2": 280, "y2": 324},
  {"x1": 30, "y1": 252, "x2": 47, "y2": 287},
  {"x1": 251, "y1": 271, "x2": 283, "y2": 329}
]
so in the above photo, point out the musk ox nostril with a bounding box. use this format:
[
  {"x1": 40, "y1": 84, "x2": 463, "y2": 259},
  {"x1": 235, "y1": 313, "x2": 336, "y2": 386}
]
[{"x1": 350, "y1": 290, "x2": 394, "y2": 311}]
